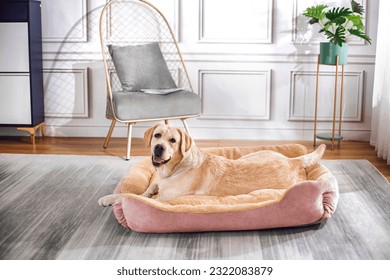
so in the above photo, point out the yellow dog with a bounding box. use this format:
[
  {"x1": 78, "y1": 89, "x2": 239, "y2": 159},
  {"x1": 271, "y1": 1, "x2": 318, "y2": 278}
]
[{"x1": 98, "y1": 124, "x2": 325, "y2": 205}]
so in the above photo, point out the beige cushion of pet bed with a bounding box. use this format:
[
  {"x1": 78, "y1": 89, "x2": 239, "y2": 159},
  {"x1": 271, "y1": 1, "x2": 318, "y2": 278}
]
[{"x1": 112, "y1": 144, "x2": 339, "y2": 233}]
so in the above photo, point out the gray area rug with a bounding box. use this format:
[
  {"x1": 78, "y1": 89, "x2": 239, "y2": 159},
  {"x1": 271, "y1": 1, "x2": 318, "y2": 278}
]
[{"x1": 0, "y1": 154, "x2": 389, "y2": 260}]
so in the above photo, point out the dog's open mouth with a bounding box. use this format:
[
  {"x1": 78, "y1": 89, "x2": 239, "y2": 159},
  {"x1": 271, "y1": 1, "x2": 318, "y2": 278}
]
[{"x1": 152, "y1": 155, "x2": 171, "y2": 167}]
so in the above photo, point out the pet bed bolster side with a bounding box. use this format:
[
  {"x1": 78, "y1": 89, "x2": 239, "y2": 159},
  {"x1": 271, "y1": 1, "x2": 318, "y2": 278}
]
[
  {"x1": 307, "y1": 164, "x2": 339, "y2": 221},
  {"x1": 112, "y1": 178, "x2": 130, "y2": 228},
  {"x1": 116, "y1": 180, "x2": 332, "y2": 233},
  {"x1": 110, "y1": 145, "x2": 338, "y2": 232}
]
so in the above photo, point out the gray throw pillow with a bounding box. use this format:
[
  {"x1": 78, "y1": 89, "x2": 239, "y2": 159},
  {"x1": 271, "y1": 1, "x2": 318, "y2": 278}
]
[{"x1": 108, "y1": 42, "x2": 177, "y2": 92}]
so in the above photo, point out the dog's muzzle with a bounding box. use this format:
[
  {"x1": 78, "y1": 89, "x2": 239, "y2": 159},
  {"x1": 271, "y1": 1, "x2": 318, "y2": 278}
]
[{"x1": 152, "y1": 144, "x2": 171, "y2": 167}]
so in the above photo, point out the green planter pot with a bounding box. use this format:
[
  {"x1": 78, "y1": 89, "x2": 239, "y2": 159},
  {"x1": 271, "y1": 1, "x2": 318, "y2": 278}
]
[{"x1": 320, "y1": 42, "x2": 348, "y2": 65}]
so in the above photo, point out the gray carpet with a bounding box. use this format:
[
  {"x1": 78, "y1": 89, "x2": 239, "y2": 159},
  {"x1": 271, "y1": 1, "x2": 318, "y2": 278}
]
[{"x1": 0, "y1": 154, "x2": 389, "y2": 260}]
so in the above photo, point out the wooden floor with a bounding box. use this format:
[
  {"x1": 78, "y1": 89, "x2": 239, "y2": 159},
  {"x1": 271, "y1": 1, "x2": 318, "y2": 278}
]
[{"x1": 0, "y1": 136, "x2": 389, "y2": 182}]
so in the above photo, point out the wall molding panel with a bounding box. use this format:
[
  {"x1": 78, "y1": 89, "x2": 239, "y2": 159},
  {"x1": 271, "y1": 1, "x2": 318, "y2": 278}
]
[
  {"x1": 41, "y1": 0, "x2": 88, "y2": 43},
  {"x1": 198, "y1": 0, "x2": 273, "y2": 44},
  {"x1": 198, "y1": 69, "x2": 271, "y2": 120},
  {"x1": 43, "y1": 68, "x2": 89, "y2": 118},
  {"x1": 289, "y1": 70, "x2": 364, "y2": 122},
  {"x1": 153, "y1": 0, "x2": 181, "y2": 41},
  {"x1": 105, "y1": 0, "x2": 180, "y2": 43}
]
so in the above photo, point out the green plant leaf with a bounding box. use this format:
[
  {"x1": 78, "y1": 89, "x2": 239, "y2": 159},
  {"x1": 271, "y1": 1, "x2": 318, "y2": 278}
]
[
  {"x1": 351, "y1": 0, "x2": 364, "y2": 15},
  {"x1": 348, "y1": 28, "x2": 372, "y2": 44},
  {"x1": 346, "y1": 14, "x2": 364, "y2": 30},
  {"x1": 325, "y1": 7, "x2": 353, "y2": 21},
  {"x1": 324, "y1": 26, "x2": 346, "y2": 46},
  {"x1": 303, "y1": 4, "x2": 328, "y2": 23},
  {"x1": 334, "y1": 16, "x2": 347, "y2": 25},
  {"x1": 303, "y1": 2, "x2": 368, "y2": 44}
]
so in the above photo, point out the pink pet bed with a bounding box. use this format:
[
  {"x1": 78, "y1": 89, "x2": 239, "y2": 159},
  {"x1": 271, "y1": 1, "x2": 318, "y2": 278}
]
[{"x1": 111, "y1": 144, "x2": 339, "y2": 233}]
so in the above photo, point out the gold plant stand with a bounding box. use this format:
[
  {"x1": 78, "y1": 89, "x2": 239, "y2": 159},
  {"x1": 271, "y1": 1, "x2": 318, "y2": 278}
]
[{"x1": 313, "y1": 54, "x2": 345, "y2": 150}]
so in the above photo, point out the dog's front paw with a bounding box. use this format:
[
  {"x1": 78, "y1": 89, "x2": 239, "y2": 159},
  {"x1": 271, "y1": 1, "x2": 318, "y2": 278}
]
[
  {"x1": 141, "y1": 191, "x2": 153, "y2": 198},
  {"x1": 98, "y1": 195, "x2": 118, "y2": 207}
]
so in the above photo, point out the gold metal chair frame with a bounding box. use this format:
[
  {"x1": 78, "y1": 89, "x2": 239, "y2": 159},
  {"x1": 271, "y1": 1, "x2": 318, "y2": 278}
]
[{"x1": 99, "y1": 0, "x2": 199, "y2": 160}]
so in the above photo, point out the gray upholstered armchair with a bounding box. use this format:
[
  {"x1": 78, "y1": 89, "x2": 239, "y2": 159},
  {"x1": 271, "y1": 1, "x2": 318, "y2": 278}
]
[{"x1": 99, "y1": 0, "x2": 201, "y2": 160}]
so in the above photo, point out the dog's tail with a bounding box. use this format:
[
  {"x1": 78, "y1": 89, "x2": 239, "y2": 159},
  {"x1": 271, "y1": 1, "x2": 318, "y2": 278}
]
[{"x1": 291, "y1": 144, "x2": 326, "y2": 168}]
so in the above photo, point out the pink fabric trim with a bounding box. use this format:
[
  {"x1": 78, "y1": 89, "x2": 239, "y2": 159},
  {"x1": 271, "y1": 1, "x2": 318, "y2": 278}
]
[
  {"x1": 320, "y1": 191, "x2": 338, "y2": 221},
  {"x1": 112, "y1": 179, "x2": 130, "y2": 228},
  {"x1": 112, "y1": 201, "x2": 129, "y2": 228},
  {"x1": 118, "y1": 181, "x2": 329, "y2": 233}
]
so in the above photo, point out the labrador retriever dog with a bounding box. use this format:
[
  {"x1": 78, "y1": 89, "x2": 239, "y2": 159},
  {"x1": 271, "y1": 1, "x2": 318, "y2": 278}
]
[{"x1": 98, "y1": 124, "x2": 326, "y2": 206}]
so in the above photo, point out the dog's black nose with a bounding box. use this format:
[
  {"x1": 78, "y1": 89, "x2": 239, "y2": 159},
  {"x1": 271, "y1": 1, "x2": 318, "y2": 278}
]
[{"x1": 154, "y1": 144, "x2": 164, "y2": 157}]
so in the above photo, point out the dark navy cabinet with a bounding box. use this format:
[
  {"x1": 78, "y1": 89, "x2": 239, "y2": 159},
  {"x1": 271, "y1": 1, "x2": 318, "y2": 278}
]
[{"x1": 0, "y1": 0, "x2": 44, "y2": 136}]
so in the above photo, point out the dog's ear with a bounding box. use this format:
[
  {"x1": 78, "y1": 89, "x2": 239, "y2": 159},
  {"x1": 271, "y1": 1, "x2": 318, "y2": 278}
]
[
  {"x1": 179, "y1": 128, "x2": 193, "y2": 156},
  {"x1": 144, "y1": 124, "x2": 160, "y2": 148}
]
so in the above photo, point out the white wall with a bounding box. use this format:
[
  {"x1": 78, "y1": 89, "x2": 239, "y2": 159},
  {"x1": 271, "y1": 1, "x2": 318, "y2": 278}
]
[{"x1": 0, "y1": 0, "x2": 379, "y2": 140}]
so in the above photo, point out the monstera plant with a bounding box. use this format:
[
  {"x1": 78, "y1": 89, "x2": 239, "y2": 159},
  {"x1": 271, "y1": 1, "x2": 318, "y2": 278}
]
[{"x1": 303, "y1": 0, "x2": 371, "y2": 65}]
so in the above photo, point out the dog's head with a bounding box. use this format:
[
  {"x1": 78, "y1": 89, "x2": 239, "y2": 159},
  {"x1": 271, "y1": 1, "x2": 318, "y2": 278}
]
[{"x1": 144, "y1": 124, "x2": 193, "y2": 169}]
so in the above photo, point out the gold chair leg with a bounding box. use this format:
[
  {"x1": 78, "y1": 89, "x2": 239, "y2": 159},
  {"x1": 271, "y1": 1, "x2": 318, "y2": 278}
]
[
  {"x1": 103, "y1": 119, "x2": 116, "y2": 149},
  {"x1": 181, "y1": 118, "x2": 191, "y2": 136},
  {"x1": 126, "y1": 123, "x2": 133, "y2": 161}
]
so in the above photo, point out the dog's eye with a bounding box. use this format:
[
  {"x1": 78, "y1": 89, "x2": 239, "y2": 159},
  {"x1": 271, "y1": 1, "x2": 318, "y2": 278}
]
[
  {"x1": 154, "y1": 133, "x2": 161, "y2": 138},
  {"x1": 169, "y1": 138, "x2": 176, "y2": 143}
]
